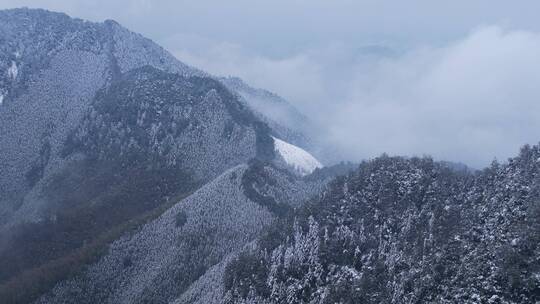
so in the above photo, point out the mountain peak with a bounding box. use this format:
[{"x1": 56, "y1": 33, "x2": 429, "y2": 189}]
[{"x1": 103, "y1": 19, "x2": 120, "y2": 26}]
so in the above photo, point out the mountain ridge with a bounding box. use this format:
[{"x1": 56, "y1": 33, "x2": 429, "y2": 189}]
[
  {"x1": 0, "y1": 8, "x2": 328, "y2": 304},
  {"x1": 222, "y1": 147, "x2": 540, "y2": 303}
]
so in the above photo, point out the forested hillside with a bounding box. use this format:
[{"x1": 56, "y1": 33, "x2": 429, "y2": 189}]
[
  {"x1": 33, "y1": 161, "x2": 336, "y2": 304},
  {"x1": 224, "y1": 146, "x2": 540, "y2": 304}
]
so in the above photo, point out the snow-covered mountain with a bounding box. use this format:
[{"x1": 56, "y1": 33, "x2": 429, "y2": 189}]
[
  {"x1": 0, "y1": 7, "x2": 538, "y2": 304},
  {"x1": 0, "y1": 8, "x2": 201, "y2": 226},
  {"x1": 0, "y1": 8, "x2": 333, "y2": 304},
  {"x1": 33, "y1": 161, "x2": 331, "y2": 304},
  {"x1": 223, "y1": 149, "x2": 540, "y2": 304},
  {"x1": 0, "y1": 8, "x2": 308, "y2": 229}
]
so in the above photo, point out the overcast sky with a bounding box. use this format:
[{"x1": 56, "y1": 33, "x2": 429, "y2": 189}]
[{"x1": 2, "y1": 1, "x2": 540, "y2": 167}]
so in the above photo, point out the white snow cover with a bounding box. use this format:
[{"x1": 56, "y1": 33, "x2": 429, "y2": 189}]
[
  {"x1": 273, "y1": 136, "x2": 322, "y2": 175},
  {"x1": 8, "y1": 61, "x2": 18, "y2": 80},
  {"x1": 0, "y1": 94, "x2": 3, "y2": 105}
]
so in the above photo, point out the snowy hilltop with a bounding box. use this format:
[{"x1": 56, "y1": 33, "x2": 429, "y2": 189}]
[{"x1": 273, "y1": 136, "x2": 322, "y2": 176}]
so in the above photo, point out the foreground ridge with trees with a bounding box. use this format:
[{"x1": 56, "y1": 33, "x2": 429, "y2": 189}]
[{"x1": 224, "y1": 146, "x2": 540, "y2": 304}]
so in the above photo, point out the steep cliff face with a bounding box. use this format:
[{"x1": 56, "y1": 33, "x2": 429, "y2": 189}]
[{"x1": 223, "y1": 147, "x2": 540, "y2": 304}]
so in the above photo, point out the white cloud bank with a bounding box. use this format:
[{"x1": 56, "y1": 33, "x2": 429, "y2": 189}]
[
  {"x1": 172, "y1": 26, "x2": 540, "y2": 168},
  {"x1": 4, "y1": 2, "x2": 540, "y2": 167}
]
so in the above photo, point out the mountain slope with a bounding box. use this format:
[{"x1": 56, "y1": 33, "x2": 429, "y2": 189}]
[
  {"x1": 0, "y1": 8, "x2": 204, "y2": 225},
  {"x1": 223, "y1": 146, "x2": 540, "y2": 304},
  {"x1": 3, "y1": 7, "x2": 538, "y2": 304},
  {"x1": 0, "y1": 7, "x2": 330, "y2": 304},
  {"x1": 35, "y1": 165, "x2": 271, "y2": 304},
  {"x1": 0, "y1": 8, "x2": 284, "y2": 303},
  {"x1": 0, "y1": 8, "x2": 289, "y2": 228},
  {"x1": 0, "y1": 71, "x2": 270, "y2": 303},
  {"x1": 220, "y1": 77, "x2": 313, "y2": 151},
  {"x1": 33, "y1": 161, "x2": 332, "y2": 304},
  {"x1": 273, "y1": 136, "x2": 322, "y2": 176}
]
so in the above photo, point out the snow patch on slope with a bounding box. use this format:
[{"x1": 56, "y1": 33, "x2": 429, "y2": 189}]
[
  {"x1": 8, "y1": 61, "x2": 18, "y2": 80},
  {"x1": 273, "y1": 136, "x2": 322, "y2": 175}
]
